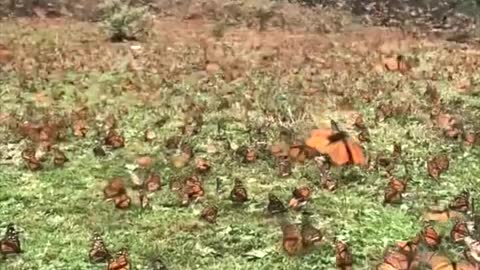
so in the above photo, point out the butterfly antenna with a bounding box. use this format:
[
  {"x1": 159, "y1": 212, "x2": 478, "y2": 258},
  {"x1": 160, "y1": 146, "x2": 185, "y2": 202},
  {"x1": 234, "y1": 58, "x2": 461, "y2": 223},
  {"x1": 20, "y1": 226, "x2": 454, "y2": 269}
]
[{"x1": 329, "y1": 119, "x2": 341, "y2": 133}]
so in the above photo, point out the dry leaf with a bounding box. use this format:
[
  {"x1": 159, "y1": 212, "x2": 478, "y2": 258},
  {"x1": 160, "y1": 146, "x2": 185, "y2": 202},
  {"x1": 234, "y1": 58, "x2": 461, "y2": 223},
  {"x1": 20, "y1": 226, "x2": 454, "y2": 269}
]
[
  {"x1": 137, "y1": 156, "x2": 153, "y2": 168},
  {"x1": 422, "y1": 209, "x2": 463, "y2": 222},
  {"x1": 171, "y1": 152, "x2": 191, "y2": 168}
]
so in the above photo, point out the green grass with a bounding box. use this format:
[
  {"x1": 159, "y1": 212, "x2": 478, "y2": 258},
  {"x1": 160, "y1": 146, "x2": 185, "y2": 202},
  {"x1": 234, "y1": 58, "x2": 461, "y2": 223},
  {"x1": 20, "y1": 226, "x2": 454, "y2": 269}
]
[{"x1": 1, "y1": 17, "x2": 480, "y2": 270}]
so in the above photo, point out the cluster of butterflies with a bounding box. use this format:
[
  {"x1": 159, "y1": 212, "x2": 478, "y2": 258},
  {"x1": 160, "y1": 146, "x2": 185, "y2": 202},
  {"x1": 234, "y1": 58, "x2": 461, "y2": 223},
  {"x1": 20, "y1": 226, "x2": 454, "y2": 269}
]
[
  {"x1": 0, "y1": 225, "x2": 167, "y2": 269},
  {"x1": 88, "y1": 233, "x2": 167, "y2": 270},
  {"x1": 377, "y1": 190, "x2": 480, "y2": 270},
  {"x1": 10, "y1": 107, "x2": 479, "y2": 269}
]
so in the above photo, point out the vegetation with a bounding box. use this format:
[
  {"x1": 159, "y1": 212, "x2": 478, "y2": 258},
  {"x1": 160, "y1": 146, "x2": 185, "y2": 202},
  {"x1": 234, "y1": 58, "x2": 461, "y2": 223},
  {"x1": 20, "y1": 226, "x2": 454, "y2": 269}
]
[{"x1": 1, "y1": 0, "x2": 480, "y2": 269}]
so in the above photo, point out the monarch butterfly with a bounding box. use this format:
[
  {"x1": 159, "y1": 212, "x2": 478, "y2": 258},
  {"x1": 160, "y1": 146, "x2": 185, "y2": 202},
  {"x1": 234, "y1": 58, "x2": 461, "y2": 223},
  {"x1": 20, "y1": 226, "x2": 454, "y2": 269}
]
[
  {"x1": 89, "y1": 233, "x2": 110, "y2": 263},
  {"x1": 288, "y1": 186, "x2": 311, "y2": 210},
  {"x1": 266, "y1": 193, "x2": 287, "y2": 215},
  {"x1": 52, "y1": 148, "x2": 68, "y2": 167},
  {"x1": 353, "y1": 115, "x2": 370, "y2": 143},
  {"x1": 449, "y1": 191, "x2": 470, "y2": 213},
  {"x1": 450, "y1": 221, "x2": 469, "y2": 243},
  {"x1": 200, "y1": 205, "x2": 218, "y2": 224},
  {"x1": 281, "y1": 222, "x2": 303, "y2": 256},
  {"x1": 0, "y1": 223, "x2": 22, "y2": 257},
  {"x1": 103, "y1": 178, "x2": 127, "y2": 199},
  {"x1": 379, "y1": 250, "x2": 418, "y2": 270},
  {"x1": 427, "y1": 154, "x2": 450, "y2": 180},
  {"x1": 335, "y1": 240, "x2": 353, "y2": 270},
  {"x1": 229, "y1": 179, "x2": 248, "y2": 203},
  {"x1": 195, "y1": 158, "x2": 210, "y2": 174},
  {"x1": 388, "y1": 177, "x2": 407, "y2": 193},
  {"x1": 21, "y1": 148, "x2": 42, "y2": 171},
  {"x1": 277, "y1": 155, "x2": 292, "y2": 177},
  {"x1": 104, "y1": 129, "x2": 125, "y2": 149},
  {"x1": 149, "y1": 258, "x2": 168, "y2": 270},
  {"x1": 107, "y1": 248, "x2": 130, "y2": 270},
  {"x1": 300, "y1": 213, "x2": 322, "y2": 247},
  {"x1": 244, "y1": 147, "x2": 257, "y2": 163},
  {"x1": 421, "y1": 225, "x2": 442, "y2": 248},
  {"x1": 288, "y1": 142, "x2": 318, "y2": 163},
  {"x1": 379, "y1": 239, "x2": 420, "y2": 270},
  {"x1": 145, "y1": 174, "x2": 161, "y2": 192},
  {"x1": 181, "y1": 175, "x2": 205, "y2": 206},
  {"x1": 305, "y1": 120, "x2": 366, "y2": 166},
  {"x1": 114, "y1": 193, "x2": 131, "y2": 209},
  {"x1": 383, "y1": 187, "x2": 403, "y2": 205},
  {"x1": 93, "y1": 145, "x2": 106, "y2": 157}
]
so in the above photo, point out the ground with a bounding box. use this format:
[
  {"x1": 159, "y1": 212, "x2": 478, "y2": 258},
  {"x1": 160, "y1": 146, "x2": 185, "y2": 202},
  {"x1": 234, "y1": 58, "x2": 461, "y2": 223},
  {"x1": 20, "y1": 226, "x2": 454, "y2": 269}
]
[{"x1": 1, "y1": 6, "x2": 480, "y2": 270}]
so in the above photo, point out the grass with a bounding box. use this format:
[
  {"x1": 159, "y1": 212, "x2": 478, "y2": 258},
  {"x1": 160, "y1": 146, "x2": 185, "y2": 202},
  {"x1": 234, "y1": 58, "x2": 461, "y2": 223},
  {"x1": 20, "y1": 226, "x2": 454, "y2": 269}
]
[{"x1": 1, "y1": 8, "x2": 480, "y2": 270}]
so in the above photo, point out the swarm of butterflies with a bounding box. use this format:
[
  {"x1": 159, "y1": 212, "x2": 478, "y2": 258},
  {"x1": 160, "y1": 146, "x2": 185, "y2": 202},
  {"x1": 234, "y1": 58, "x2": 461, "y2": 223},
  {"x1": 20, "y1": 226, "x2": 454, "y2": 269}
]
[{"x1": 7, "y1": 95, "x2": 479, "y2": 269}]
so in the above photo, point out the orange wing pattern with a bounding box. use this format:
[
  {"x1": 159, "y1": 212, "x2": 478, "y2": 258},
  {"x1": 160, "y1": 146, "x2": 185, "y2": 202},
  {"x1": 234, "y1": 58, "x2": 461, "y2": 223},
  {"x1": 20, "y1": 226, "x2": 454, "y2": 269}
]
[{"x1": 306, "y1": 128, "x2": 366, "y2": 166}]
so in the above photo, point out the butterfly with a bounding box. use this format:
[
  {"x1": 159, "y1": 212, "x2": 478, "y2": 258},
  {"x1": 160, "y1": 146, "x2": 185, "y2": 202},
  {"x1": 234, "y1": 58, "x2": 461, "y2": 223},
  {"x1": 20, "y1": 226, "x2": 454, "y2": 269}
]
[
  {"x1": 427, "y1": 154, "x2": 450, "y2": 180},
  {"x1": 383, "y1": 176, "x2": 408, "y2": 205},
  {"x1": 21, "y1": 148, "x2": 43, "y2": 171},
  {"x1": 104, "y1": 178, "x2": 127, "y2": 199},
  {"x1": 450, "y1": 220, "x2": 470, "y2": 243},
  {"x1": 300, "y1": 213, "x2": 322, "y2": 247},
  {"x1": 107, "y1": 248, "x2": 130, "y2": 270},
  {"x1": 89, "y1": 233, "x2": 110, "y2": 263},
  {"x1": 144, "y1": 174, "x2": 161, "y2": 192},
  {"x1": 377, "y1": 239, "x2": 420, "y2": 270},
  {"x1": 229, "y1": 179, "x2": 248, "y2": 203},
  {"x1": 449, "y1": 191, "x2": 470, "y2": 213},
  {"x1": 266, "y1": 193, "x2": 287, "y2": 215},
  {"x1": 335, "y1": 240, "x2": 353, "y2": 270},
  {"x1": 276, "y1": 155, "x2": 292, "y2": 177},
  {"x1": 200, "y1": 205, "x2": 218, "y2": 224},
  {"x1": 0, "y1": 223, "x2": 22, "y2": 258},
  {"x1": 149, "y1": 258, "x2": 168, "y2": 270},
  {"x1": 305, "y1": 120, "x2": 366, "y2": 166},
  {"x1": 421, "y1": 225, "x2": 442, "y2": 249},
  {"x1": 181, "y1": 175, "x2": 205, "y2": 206},
  {"x1": 52, "y1": 148, "x2": 69, "y2": 167},
  {"x1": 288, "y1": 186, "x2": 311, "y2": 210},
  {"x1": 104, "y1": 129, "x2": 125, "y2": 149},
  {"x1": 281, "y1": 222, "x2": 303, "y2": 256}
]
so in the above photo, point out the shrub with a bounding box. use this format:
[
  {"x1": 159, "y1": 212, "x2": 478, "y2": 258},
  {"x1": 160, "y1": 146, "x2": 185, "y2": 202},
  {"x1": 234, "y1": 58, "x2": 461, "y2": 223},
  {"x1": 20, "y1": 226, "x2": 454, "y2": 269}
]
[{"x1": 98, "y1": 0, "x2": 153, "y2": 42}]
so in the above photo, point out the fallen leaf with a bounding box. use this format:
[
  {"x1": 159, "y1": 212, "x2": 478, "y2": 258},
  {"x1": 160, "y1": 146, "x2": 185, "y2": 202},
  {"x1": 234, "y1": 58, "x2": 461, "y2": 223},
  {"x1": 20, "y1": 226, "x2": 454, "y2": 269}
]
[
  {"x1": 137, "y1": 156, "x2": 153, "y2": 168},
  {"x1": 422, "y1": 209, "x2": 463, "y2": 222}
]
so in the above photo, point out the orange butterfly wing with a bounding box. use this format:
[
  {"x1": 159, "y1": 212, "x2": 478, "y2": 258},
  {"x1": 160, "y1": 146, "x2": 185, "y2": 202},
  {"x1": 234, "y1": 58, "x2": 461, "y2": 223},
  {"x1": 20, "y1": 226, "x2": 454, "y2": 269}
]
[
  {"x1": 306, "y1": 129, "x2": 366, "y2": 166},
  {"x1": 324, "y1": 141, "x2": 350, "y2": 166},
  {"x1": 305, "y1": 129, "x2": 334, "y2": 154},
  {"x1": 345, "y1": 139, "x2": 366, "y2": 166}
]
